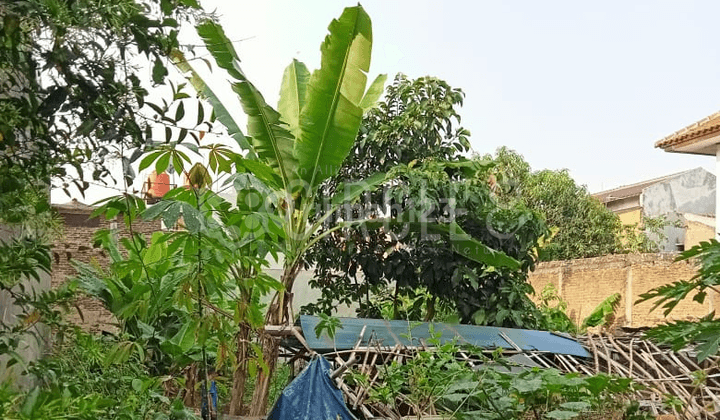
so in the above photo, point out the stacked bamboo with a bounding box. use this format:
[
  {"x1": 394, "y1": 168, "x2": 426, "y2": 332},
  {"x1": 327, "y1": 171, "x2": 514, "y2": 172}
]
[
  {"x1": 276, "y1": 326, "x2": 720, "y2": 419},
  {"x1": 577, "y1": 333, "x2": 720, "y2": 420},
  {"x1": 324, "y1": 334, "x2": 719, "y2": 419}
]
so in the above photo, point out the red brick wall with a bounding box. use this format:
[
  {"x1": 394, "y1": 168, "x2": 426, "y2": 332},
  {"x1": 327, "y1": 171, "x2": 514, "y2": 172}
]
[
  {"x1": 51, "y1": 206, "x2": 161, "y2": 332},
  {"x1": 528, "y1": 253, "x2": 710, "y2": 328}
]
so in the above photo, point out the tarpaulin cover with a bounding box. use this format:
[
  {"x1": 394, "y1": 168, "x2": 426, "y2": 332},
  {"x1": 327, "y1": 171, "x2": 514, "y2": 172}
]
[
  {"x1": 299, "y1": 315, "x2": 590, "y2": 358},
  {"x1": 268, "y1": 356, "x2": 356, "y2": 420}
]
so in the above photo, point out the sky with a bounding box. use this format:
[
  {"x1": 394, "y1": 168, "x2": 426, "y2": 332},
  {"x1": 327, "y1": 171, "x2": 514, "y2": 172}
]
[
  {"x1": 49, "y1": 0, "x2": 720, "y2": 203},
  {"x1": 196, "y1": 0, "x2": 720, "y2": 193}
]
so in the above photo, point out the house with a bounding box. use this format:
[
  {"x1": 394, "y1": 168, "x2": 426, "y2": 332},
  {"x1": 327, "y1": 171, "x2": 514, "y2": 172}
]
[
  {"x1": 655, "y1": 111, "x2": 720, "y2": 241},
  {"x1": 593, "y1": 167, "x2": 715, "y2": 251}
]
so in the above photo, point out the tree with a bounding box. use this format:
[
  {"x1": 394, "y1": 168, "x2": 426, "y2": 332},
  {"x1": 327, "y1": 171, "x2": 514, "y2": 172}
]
[
  {"x1": 183, "y1": 8, "x2": 521, "y2": 413},
  {"x1": 488, "y1": 147, "x2": 621, "y2": 261},
  {"x1": 305, "y1": 75, "x2": 548, "y2": 328},
  {"x1": 0, "y1": 0, "x2": 204, "y2": 392},
  {"x1": 1, "y1": 0, "x2": 203, "y2": 194},
  {"x1": 178, "y1": 6, "x2": 382, "y2": 413}
]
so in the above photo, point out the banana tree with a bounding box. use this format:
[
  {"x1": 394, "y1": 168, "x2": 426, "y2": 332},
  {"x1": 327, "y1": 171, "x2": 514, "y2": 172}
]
[
  {"x1": 178, "y1": 6, "x2": 384, "y2": 412},
  {"x1": 178, "y1": 5, "x2": 524, "y2": 413}
]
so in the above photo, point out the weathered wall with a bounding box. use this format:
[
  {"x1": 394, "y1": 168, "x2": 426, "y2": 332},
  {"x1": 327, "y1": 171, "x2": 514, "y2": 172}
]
[
  {"x1": 684, "y1": 214, "x2": 716, "y2": 249},
  {"x1": 618, "y1": 208, "x2": 641, "y2": 227},
  {"x1": 641, "y1": 168, "x2": 715, "y2": 252},
  {"x1": 51, "y1": 204, "x2": 161, "y2": 332},
  {"x1": 528, "y1": 253, "x2": 712, "y2": 328},
  {"x1": 642, "y1": 168, "x2": 715, "y2": 218},
  {"x1": 0, "y1": 224, "x2": 51, "y2": 388}
]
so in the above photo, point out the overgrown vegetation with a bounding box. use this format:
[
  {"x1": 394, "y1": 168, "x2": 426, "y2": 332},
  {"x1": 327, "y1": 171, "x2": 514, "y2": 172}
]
[
  {"x1": 1, "y1": 1, "x2": 690, "y2": 418},
  {"x1": 305, "y1": 75, "x2": 548, "y2": 329},
  {"x1": 347, "y1": 328, "x2": 652, "y2": 420}
]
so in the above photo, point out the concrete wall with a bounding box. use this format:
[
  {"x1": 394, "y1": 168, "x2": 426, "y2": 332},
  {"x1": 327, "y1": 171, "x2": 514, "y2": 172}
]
[
  {"x1": 264, "y1": 256, "x2": 357, "y2": 318},
  {"x1": 618, "y1": 208, "x2": 642, "y2": 227},
  {"x1": 641, "y1": 168, "x2": 715, "y2": 252},
  {"x1": 683, "y1": 213, "x2": 716, "y2": 250},
  {"x1": 0, "y1": 224, "x2": 51, "y2": 388},
  {"x1": 528, "y1": 253, "x2": 711, "y2": 328}
]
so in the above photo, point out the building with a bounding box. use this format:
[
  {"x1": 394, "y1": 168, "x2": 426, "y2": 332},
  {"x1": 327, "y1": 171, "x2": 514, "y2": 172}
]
[
  {"x1": 655, "y1": 111, "x2": 720, "y2": 241},
  {"x1": 593, "y1": 167, "x2": 715, "y2": 251},
  {"x1": 51, "y1": 199, "x2": 161, "y2": 332}
]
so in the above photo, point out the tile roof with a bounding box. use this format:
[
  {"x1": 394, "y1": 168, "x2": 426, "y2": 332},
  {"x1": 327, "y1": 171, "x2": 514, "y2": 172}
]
[
  {"x1": 655, "y1": 111, "x2": 720, "y2": 150},
  {"x1": 52, "y1": 198, "x2": 96, "y2": 213},
  {"x1": 592, "y1": 169, "x2": 697, "y2": 204}
]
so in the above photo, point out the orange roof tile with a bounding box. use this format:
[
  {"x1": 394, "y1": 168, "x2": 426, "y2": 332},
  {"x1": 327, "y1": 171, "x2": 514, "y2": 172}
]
[{"x1": 655, "y1": 111, "x2": 720, "y2": 150}]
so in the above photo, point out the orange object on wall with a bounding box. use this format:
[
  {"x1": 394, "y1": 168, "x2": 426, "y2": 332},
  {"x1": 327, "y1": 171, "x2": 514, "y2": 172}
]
[{"x1": 148, "y1": 172, "x2": 171, "y2": 198}]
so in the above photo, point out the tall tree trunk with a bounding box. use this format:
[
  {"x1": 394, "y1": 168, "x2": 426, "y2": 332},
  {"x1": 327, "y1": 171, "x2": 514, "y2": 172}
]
[
  {"x1": 248, "y1": 262, "x2": 300, "y2": 415},
  {"x1": 228, "y1": 322, "x2": 251, "y2": 415},
  {"x1": 248, "y1": 331, "x2": 280, "y2": 415}
]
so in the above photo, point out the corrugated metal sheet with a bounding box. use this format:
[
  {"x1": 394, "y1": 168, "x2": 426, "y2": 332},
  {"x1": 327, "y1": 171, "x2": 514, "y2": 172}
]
[{"x1": 299, "y1": 315, "x2": 589, "y2": 358}]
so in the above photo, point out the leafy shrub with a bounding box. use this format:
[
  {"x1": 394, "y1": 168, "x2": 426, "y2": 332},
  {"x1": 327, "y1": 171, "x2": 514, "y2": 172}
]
[{"x1": 0, "y1": 330, "x2": 196, "y2": 420}]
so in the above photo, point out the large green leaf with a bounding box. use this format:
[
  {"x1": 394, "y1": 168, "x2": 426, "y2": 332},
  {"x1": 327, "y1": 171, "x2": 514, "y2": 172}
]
[
  {"x1": 295, "y1": 5, "x2": 373, "y2": 189},
  {"x1": 170, "y1": 49, "x2": 252, "y2": 153},
  {"x1": 196, "y1": 21, "x2": 297, "y2": 188},
  {"x1": 359, "y1": 73, "x2": 387, "y2": 112},
  {"x1": 330, "y1": 171, "x2": 387, "y2": 206},
  {"x1": 278, "y1": 59, "x2": 310, "y2": 139},
  {"x1": 348, "y1": 214, "x2": 520, "y2": 270}
]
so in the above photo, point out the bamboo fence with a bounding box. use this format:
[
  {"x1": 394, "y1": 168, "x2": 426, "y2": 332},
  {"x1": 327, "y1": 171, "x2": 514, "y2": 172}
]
[{"x1": 277, "y1": 327, "x2": 720, "y2": 419}]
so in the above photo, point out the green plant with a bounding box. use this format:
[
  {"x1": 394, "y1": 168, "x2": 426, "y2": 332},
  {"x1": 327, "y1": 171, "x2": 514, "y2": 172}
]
[
  {"x1": 487, "y1": 147, "x2": 622, "y2": 262},
  {"x1": 0, "y1": 330, "x2": 197, "y2": 420},
  {"x1": 619, "y1": 215, "x2": 681, "y2": 254},
  {"x1": 638, "y1": 239, "x2": 720, "y2": 360},
  {"x1": 536, "y1": 284, "x2": 579, "y2": 333},
  {"x1": 354, "y1": 328, "x2": 647, "y2": 419},
  {"x1": 582, "y1": 292, "x2": 621, "y2": 329},
  {"x1": 179, "y1": 6, "x2": 526, "y2": 413},
  {"x1": 305, "y1": 79, "x2": 548, "y2": 330}
]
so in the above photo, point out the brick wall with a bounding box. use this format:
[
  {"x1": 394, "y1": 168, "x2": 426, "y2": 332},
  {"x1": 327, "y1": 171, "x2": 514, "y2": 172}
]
[
  {"x1": 528, "y1": 253, "x2": 711, "y2": 328},
  {"x1": 51, "y1": 204, "x2": 161, "y2": 332}
]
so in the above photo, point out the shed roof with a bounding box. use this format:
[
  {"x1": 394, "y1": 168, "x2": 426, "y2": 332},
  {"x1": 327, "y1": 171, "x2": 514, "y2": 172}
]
[{"x1": 299, "y1": 315, "x2": 589, "y2": 358}]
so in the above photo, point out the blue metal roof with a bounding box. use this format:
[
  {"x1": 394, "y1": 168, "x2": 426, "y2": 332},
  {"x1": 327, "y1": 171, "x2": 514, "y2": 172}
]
[{"x1": 299, "y1": 315, "x2": 589, "y2": 358}]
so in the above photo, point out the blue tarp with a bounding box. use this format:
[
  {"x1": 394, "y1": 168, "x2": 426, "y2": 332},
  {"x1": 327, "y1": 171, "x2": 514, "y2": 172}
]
[
  {"x1": 299, "y1": 315, "x2": 590, "y2": 358},
  {"x1": 268, "y1": 357, "x2": 356, "y2": 420}
]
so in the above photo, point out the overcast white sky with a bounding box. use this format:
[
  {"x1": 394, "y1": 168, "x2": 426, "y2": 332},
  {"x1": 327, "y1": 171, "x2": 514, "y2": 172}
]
[
  {"x1": 51, "y1": 0, "x2": 720, "y2": 204},
  {"x1": 198, "y1": 0, "x2": 720, "y2": 193}
]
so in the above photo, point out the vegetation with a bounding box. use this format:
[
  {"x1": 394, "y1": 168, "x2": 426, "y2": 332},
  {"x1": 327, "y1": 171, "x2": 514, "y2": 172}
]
[
  {"x1": 347, "y1": 328, "x2": 652, "y2": 420},
  {"x1": 488, "y1": 147, "x2": 681, "y2": 261},
  {"x1": 1, "y1": 1, "x2": 688, "y2": 418},
  {"x1": 640, "y1": 240, "x2": 720, "y2": 361},
  {"x1": 305, "y1": 75, "x2": 548, "y2": 329},
  {"x1": 488, "y1": 147, "x2": 621, "y2": 261}
]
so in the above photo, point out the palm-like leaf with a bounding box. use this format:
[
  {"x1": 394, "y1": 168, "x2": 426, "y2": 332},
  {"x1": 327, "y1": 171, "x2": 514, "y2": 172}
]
[
  {"x1": 295, "y1": 5, "x2": 373, "y2": 189},
  {"x1": 196, "y1": 21, "x2": 297, "y2": 189},
  {"x1": 278, "y1": 59, "x2": 310, "y2": 139},
  {"x1": 171, "y1": 50, "x2": 252, "y2": 152}
]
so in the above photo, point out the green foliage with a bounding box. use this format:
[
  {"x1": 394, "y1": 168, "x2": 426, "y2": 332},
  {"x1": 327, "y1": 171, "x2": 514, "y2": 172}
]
[
  {"x1": 536, "y1": 285, "x2": 579, "y2": 333},
  {"x1": 619, "y1": 215, "x2": 681, "y2": 254},
  {"x1": 582, "y1": 293, "x2": 621, "y2": 329},
  {"x1": 0, "y1": 0, "x2": 202, "y2": 194},
  {"x1": 306, "y1": 76, "x2": 547, "y2": 329},
  {"x1": 313, "y1": 313, "x2": 343, "y2": 340},
  {"x1": 0, "y1": 330, "x2": 197, "y2": 420},
  {"x1": 350, "y1": 330, "x2": 648, "y2": 419},
  {"x1": 639, "y1": 240, "x2": 720, "y2": 361},
  {"x1": 488, "y1": 147, "x2": 621, "y2": 261},
  {"x1": 638, "y1": 240, "x2": 720, "y2": 316}
]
